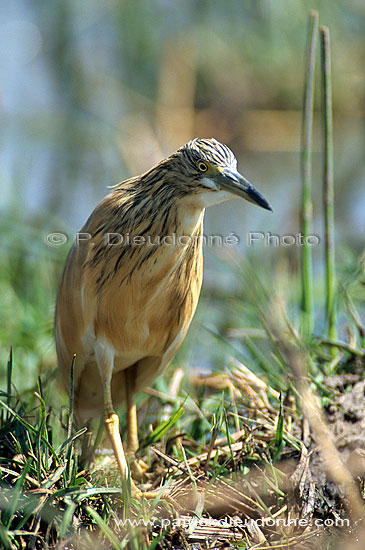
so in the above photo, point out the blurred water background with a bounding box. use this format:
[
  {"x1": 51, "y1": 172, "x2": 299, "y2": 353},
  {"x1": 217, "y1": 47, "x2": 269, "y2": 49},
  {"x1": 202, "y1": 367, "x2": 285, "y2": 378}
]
[{"x1": 0, "y1": 0, "x2": 364, "y2": 387}]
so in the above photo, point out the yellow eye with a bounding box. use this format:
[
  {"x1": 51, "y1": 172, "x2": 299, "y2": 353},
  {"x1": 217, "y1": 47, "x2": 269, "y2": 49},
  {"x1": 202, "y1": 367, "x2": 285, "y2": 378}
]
[{"x1": 197, "y1": 161, "x2": 208, "y2": 172}]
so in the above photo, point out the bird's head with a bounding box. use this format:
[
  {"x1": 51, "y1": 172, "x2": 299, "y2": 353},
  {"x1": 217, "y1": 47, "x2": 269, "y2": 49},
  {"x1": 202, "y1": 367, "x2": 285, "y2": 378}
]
[{"x1": 168, "y1": 138, "x2": 272, "y2": 211}]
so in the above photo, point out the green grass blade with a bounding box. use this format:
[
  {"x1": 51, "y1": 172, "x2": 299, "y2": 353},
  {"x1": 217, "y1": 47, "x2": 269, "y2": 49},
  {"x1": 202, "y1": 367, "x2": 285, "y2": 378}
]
[
  {"x1": 67, "y1": 354, "x2": 76, "y2": 441},
  {"x1": 300, "y1": 11, "x2": 319, "y2": 337},
  {"x1": 0, "y1": 399, "x2": 61, "y2": 467},
  {"x1": 147, "y1": 528, "x2": 170, "y2": 550},
  {"x1": 7, "y1": 348, "x2": 13, "y2": 408},
  {"x1": 86, "y1": 505, "x2": 122, "y2": 550},
  {"x1": 42, "y1": 464, "x2": 67, "y2": 490},
  {"x1": 272, "y1": 393, "x2": 285, "y2": 462},
  {"x1": 3, "y1": 459, "x2": 31, "y2": 529},
  {"x1": 34, "y1": 388, "x2": 48, "y2": 480},
  {"x1": 59, "y1": 500, "x2": 77, "y2": 539},
  {"x1": 143, "y1": 406, "x2": 184, "y2": 446},
  {"x1": 56, "y1": 427, "x2": 87, "y2": 457},
  {"x1": 0, "y1": 523, "x2": 14, "y2": 550},
  {"x1": 320, "y1": 25, "x2": 337, "y2": 344}
]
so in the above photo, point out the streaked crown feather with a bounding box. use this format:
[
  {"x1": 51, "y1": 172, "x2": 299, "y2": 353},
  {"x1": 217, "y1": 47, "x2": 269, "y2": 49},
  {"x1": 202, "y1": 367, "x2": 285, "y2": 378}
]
[{"x1": 179, "y1": 138, "x2": 237, "y2": 170}]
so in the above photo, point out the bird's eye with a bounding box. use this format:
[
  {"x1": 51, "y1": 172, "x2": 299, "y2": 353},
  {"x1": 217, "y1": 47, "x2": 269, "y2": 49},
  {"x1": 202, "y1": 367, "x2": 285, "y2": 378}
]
[{"x1": 197, "y1": 161, "x2": 208, "y2": 172}]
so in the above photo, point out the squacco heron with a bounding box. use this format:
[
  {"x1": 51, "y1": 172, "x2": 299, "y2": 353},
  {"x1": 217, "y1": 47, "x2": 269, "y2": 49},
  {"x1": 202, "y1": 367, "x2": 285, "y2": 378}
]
[{"x1": 55, "y1": 138, "x2": 271, "y2": 498}]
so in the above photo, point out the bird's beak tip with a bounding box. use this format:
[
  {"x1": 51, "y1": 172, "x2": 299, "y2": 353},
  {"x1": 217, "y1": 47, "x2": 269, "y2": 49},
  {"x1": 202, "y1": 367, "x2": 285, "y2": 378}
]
[
  {"x1": 256, "y1": 199, "x2": 273, "y2": 213},
  {"x1": 217, "y1": 168, "x2": 272, "y2": 212}
]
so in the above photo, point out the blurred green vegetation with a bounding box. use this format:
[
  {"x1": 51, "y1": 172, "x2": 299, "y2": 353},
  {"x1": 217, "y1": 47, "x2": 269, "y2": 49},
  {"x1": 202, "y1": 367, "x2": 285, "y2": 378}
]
[
  {"x1": 1, "y1": 0, "x2": 363, "y2": 225},
  {"x1": 0, "y1": 1, "x2": 364, "y2": 387}
]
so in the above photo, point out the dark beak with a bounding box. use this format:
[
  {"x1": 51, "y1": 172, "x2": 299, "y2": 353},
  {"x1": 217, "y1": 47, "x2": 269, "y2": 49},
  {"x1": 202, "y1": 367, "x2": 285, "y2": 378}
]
[{"x1": 216, "y1": 168, "x2": 272, "y2": 212}]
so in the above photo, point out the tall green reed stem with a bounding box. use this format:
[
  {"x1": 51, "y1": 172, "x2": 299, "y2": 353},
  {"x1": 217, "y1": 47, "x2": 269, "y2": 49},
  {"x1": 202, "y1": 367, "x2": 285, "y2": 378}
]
[
  {"x1": 320, "y1": 26, "x2": 337, "y2": 343},
  {"x1": 300, "y1": 11, "x2": 318, "y2": 337}
]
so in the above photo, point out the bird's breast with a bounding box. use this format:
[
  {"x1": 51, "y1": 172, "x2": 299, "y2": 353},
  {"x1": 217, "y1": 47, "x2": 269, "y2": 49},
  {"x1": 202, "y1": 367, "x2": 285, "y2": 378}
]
[{"x1": 86, "y1": 217, "x2": 204, "y2": 360}]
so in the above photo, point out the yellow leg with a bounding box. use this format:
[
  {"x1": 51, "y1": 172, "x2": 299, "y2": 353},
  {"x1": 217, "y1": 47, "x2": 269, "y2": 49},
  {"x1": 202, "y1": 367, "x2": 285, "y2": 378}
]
[
  {"x1": 96, "y1": 342, "x2": 142, "y2": 498},
  {"x1": 96, "y1": 344, "x2": 165, "y2": 500},
  {"x1": 125, "y1": 369, "x2": 139, "y2": 455},
  {"x1": 104, "y1": 413, "x2": 128, "y2": 477},
  {"x1": 104, "y1": 412, "x2": 143, "y2": 498}
]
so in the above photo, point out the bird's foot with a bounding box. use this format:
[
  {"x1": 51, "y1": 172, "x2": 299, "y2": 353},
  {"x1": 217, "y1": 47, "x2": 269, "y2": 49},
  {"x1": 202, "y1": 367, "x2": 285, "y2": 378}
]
[
  {"x1": 132, "y1": 486, "x2": 180, "y2": 507},
  {"x1": 126, "y1": 455, "x2": 149, "y2": 480}
]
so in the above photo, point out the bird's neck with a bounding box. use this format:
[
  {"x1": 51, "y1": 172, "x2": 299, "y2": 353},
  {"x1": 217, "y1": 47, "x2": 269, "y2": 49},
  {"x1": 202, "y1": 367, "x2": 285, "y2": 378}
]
[
  {"x1": 91, "y1": 188, "x2": 206, "y2": 287},
  {"x1": 111, "y1": 178, "x2": 206, "y2": 241},
  {"x1": 173, "y1": 202, "x2": 205, "y2": 239}
]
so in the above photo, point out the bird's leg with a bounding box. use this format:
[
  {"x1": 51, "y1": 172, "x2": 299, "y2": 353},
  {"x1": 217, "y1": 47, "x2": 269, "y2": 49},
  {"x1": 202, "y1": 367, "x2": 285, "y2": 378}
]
[
  {"x1": 95, "y1": 342, "x2": 142, "y2": 498},
  {"x1": 125, "y1": 380, "x2": 138, "y2": 455},
  {"x1": 95, "y1": 346, "x2": 165, "y2": 500},
  {"x1": 125, "y1": 368, "x2": 148, "y2": 479}
]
